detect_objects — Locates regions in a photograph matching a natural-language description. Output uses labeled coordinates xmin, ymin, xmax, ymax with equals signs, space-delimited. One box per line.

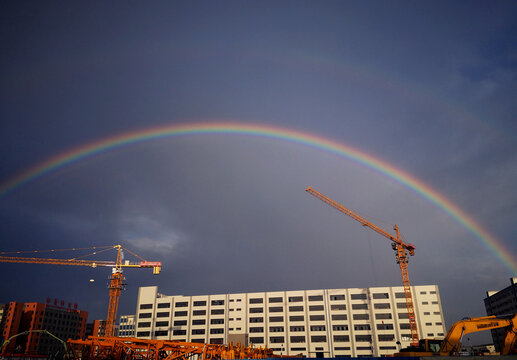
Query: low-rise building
xmin=135 ymin=285 xmax=445 ymax=357
xmin=484 ymin=277 xmax=517 ymax=352
xmin=118 ymin=315 xmax=136 ymax=337
xmin=0 ymin=301 xmax=87 ymax=356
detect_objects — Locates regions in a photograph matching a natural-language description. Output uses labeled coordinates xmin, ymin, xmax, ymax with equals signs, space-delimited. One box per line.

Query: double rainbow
xmin=1 ymin=122 xmax=515 ymax=274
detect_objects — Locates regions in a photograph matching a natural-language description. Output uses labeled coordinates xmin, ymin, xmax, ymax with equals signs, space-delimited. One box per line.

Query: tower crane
xmin=305 ymin=186 xmax=419 ymax=346
xmin=0 ymin=245 xmax=161 ymax=337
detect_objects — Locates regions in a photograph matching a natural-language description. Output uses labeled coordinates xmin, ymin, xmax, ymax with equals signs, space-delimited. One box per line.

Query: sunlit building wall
xmin=134 ymin=285 xmax=445 ymax=357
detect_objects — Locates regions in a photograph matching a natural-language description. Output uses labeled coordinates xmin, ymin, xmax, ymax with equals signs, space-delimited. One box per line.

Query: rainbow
xmin=1 ymin=122 xmax=515 ymax=274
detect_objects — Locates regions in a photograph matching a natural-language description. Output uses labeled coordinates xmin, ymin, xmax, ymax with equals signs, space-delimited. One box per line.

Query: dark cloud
xmin=1 ymin=1 xmax=516 ymax=344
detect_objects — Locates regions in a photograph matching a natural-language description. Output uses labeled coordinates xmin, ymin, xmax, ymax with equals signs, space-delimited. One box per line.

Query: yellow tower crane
xmin=305 ymin=186 xmax=419 ymax=346
xmin=0 ymin=245 xmax=161 ymax=337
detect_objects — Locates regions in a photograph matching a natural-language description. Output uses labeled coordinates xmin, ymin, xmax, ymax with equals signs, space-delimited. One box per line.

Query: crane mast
xmin=0 ymin=245 xmax=161 ymax=337
xmin=305 ymin=186 xmax=419 ymax=346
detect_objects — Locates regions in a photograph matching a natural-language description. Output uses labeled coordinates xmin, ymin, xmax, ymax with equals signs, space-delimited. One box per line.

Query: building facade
xmin=118 ymin=315 xmax=136 ymax=337
xmin=484 ymin=277 xmax=517 ymax=352
xmin=0 ymin=301 xmax=88 ymax=356
xmin=134 ymin=285 xmax=445 ymax=357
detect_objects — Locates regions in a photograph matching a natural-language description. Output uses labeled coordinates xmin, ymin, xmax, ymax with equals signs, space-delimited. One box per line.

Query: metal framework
xmin=0 ymin=245 xmax=161 ymax=337
xmin=67 ymin=337 xmax=285 ymax=360
xmin=305 ymin=186 xmax=419 ymax=346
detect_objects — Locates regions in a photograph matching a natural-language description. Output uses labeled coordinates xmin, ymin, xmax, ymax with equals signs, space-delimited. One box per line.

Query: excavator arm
xmin=440 ymin=315 xmax=517 ymax=355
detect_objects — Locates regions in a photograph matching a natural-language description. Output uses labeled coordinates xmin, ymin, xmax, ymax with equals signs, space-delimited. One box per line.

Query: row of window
xmin=140 ymin=291 xmax=439 ymax=311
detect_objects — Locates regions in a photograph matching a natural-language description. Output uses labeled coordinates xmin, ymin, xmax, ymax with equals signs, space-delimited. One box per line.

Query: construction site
xmin=1 ymin=187 xmax=516 ymax=360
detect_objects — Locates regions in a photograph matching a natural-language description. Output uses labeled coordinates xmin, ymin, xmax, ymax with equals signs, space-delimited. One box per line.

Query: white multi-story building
xmin=135 ymin=285 xmax=445 ymax=357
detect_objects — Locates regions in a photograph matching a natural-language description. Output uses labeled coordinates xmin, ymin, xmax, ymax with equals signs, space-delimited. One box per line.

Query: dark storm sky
xmin=1 ymin=1 xmax=517 ymax=342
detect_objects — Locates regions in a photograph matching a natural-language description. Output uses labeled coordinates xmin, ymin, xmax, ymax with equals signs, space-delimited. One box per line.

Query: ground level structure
xmin=128 ymin=285 xmax=446 ymax=357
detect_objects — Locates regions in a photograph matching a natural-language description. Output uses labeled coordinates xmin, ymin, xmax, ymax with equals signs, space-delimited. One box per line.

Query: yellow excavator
xmin=394 ymin=314 xmax=517 ymax=356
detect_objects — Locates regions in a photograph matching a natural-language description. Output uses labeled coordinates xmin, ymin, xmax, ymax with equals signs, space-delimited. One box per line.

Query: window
xmin=192 ymin=319 xmax=205 ymax=325
xmin=138 ymin=322 xmax=151 ymax=328
xmin=156 ymin=321 xmax=169 ymax=327
xmin=420 ymin=291 xmax=427 ymax=295
xmin=309 ymin=305 xmax=324 ymax=311
xmin=250 ymin=298 xmax=263 ymax=304
xmin=397 ymin=302 xmax=407 ymax=309
xmin=249 ymin=337 xmax=264 ymax=344
xmin=334 ymin=347 xmax=350 ymax=351
xmin=139 ymin=313 xmax=152 ymax=319
xmin=289 ymin=315 xmax=304 ymax=322
xmin=211 ymin=309 xmax=224 ymax=315
xmin=331 ymin=304 xmax=346 ymax=311
xmin=355 ymin=335 xmax=372 ymax=342
xmin=353 ymin=314 xmax=369 ymax=320
xmin=334 ymin=335 xmax=350 ymax=342
xmin=332 ymin=314 xmax=347 ymax=320
xmin=350 ymin=294 xmax=367 ymax=300
xmin=211 ymin=300 xmax=224 ymax=306
xmin=330 ymin=294 xmax=345 ymax=300
xmin=174 ymin=311 xmax=188 ymax=317
xmin=425 ymin=322 xmax=432 ymax=326
xmin=193 ymin=310 xmax=206 ymax=316
xmin=354 ymin=324 xmax=370 ymax=331
xmin=378 ymin=334 xmax=395 ymax=341
xmin=398 ymin=313 xmax=409 ymax=319
xmin=157 ymin=303 xmax=171 ymax=308
xmin=427 ymin=333 xmax=434 ymax=337
xmin=372 ymin=293 xmax=389 ymax=299
xmin=333 ymin=325 xmax=348 ymax=331
xmin=192 ymin=329 xmax=205 ymax=335
xmin=290 ymin=336 xmax=305 ymax=343
xmin=269 ymin=297 xmax=283 ymax=303
xmin=156 ymin=312 xmax=169 ymax=318
xmin=193 ymin=300 xmax=206 ymax=306
xmin=250 ymin=327 xmax=264 ymax=333
xmin=154 ymin=330 xmax=168 ymax=337
xmin=352 ymin=303 xmax=368 ymax=310
xmin=290 ymin=326 xmax=305 ymax=332
xmin=269 ymin=316 xmax=284 ymax=322
xmin=250 ymin=307 xmax=264 ymax=313
xmin=289 ymin=296 xmax=303 ymax=302
xmin=376 ymin=313 xmax=392 ymax=320
xmin=175 ymin=301 xmax=188 ymax=307
xmin=270 ymin=336 xmax=284 ymax=343
xmin=310 ymin=315 xmax=325 ymax=321
xmin=173 ymin=320 xmax=187 ymax=326
xmin=250 ymin=317 xmax=264 ymax=323
xmin=269 ymin=306 xmax=283 ymax=312
xmin=380 ymin=346 xmax=397 ymax=350
xmin=374 ymin=303 xmax=390 ymax=309
xmin=311 ymin=335 xmax=327 ymax=342
xmin=400 ymin=323 xmax=411 ymax=329
xmin=376 ymin=324 xmax=393 ymax=330
xmin=173 ymin=329 xmax=186 ymax=336
xmin=292 ymin=347 xmax=307 ymax=351
xmin=289 ymin=306 xmax=304 ymax=312
xmin=395 ymin=292 xmax=406 ymax=299
xmin=310 ymin=325 xmax=325 ymax=331
xmin=137 ymin=331 xmax=150 ymax=337
xmin=211 ymin=318 xmax=224 ymax=324
xmin=422 ymin=301 xmax=429 ymax=305
xmin=436 ymin=322 xmax=443 ymax=325
xmin=210 ymin=338 xmax=224 ymax=344
xmin=270 ymin=326 xmax=284 ymax=332
xmin=210 ymin=328 xmax=224 ymax=334
xmin=430 ymin=291 xmax=437 ymax=294
xmin=140 ymin=304 xmax=153 ymax=310
xmin=308 ymin=295 xmax=323 ymax=301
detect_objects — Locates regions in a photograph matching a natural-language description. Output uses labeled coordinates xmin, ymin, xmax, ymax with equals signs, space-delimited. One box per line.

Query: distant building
xmin=134 ymin=285 xmax=446 ymax=357
xmin=117 ymin=315 xmax=136 ymax=337
xmin=0 ymin=301 xmax=87 ymax=356
xmin=484 ymin=277 xmax=517 ymax=352
xmin=86 ymin=319 xmax=106 ymax=337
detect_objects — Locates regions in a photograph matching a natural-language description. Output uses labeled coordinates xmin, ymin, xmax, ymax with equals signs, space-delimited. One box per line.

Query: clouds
xmin=1 ymin=1 xmax=516 ymax=341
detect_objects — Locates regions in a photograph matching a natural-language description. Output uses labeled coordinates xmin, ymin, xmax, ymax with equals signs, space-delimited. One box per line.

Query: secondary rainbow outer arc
xmin=1 ymin=122 xmax=515 ymax=274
